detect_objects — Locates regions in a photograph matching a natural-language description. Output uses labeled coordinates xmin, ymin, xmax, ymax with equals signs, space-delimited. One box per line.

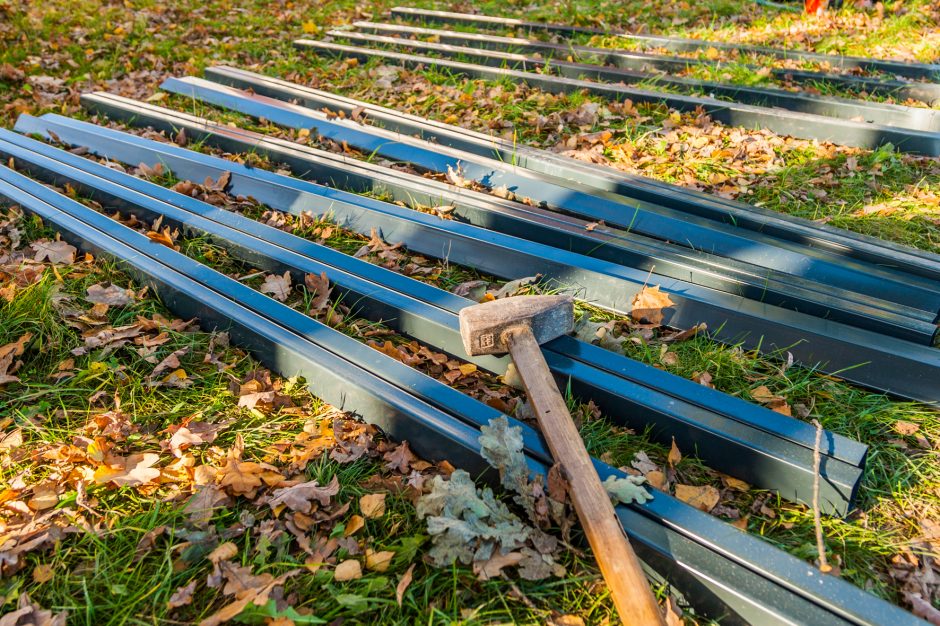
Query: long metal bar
xmin=352 ymin=21 xmax=940 ymax=105
xmin=157 ymin=76 xmax=940 ymax=318
xmin=47 ymin=86 xmax=940 ymax=345
xmin=53 ymin=100 xmax=940 ymax=403
xmin=203 ymin=65 xmax=940 ymax=284
xmin=389 ymin=7 xmax=940 ymax=82
xmin=328 ymin=28 xmax=940 ymax=132
xmin=17 ymin=115 xmax=866 ymax=466
xmin=297 ymin=37 xmax=940 ymax=152
xmin=0 ymin=162 xmax=922 ymax=626
xmin=0 ymin=128 xmax=866 ymax=513
xmin=14 ymin=112 xmax=871 ymax=473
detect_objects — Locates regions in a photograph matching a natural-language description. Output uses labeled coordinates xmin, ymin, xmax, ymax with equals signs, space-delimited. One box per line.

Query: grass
xmin=1 ymin=0 xmax=939 ymax=623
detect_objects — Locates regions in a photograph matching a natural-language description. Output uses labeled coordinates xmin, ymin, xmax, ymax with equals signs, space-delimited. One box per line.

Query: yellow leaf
xmin=458 ymin=363 xmax=477 ymax=376
xmin=301 ymin=21 xmax=318 ymax=34
xmin=629 ymin=284 xmax=675 ymax=325
xmin=360 ymin=492 xmax=386 ymax=519
xmin=704 ymin=46 xmax=720 ymax=60
xmin=674 ymin=484 xmax=720 ymax=512
xmin=365 ymin=549 xmax=395 ymax=572
xmin=667 ymin=438 xmax=681 ymax=468
xmin=32 ymin=563 xmax=54 ymax=583
xmin=334 ymin=559 xmax=362 ymax=581
xmin=344 ymin=514 xmax=365 ymax=536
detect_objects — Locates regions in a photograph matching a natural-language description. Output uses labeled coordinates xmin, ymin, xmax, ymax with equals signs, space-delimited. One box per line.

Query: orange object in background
xmin=805 ymin=0 xmax=827 ymax=12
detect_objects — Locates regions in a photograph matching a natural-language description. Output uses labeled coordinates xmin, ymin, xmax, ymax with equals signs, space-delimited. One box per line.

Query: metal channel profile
xmin=157 ymin=76 xmax=940 ymax=320
xmin=52 ymin=101 xmax=940 ymax=402
xmin=0 ymin=127 xmax=866 ymax=513
xmin=389 ymin=6 xmax=940 ymax=82
xmin=9 ymin=114 xmax=876 ymax=468
xmin=0 ymin=162 xmax=923 ymax=626
xmin=294 ymin=39 xmax=940 ymax=156
xmin=37 ymin=89 xmax=940 ymax=346
xmin=351 ymin=21 xmax=940 ymax=105
xmin=203 ymin=65 xmax=940 ymax=283
xmin=12 ymin=115 xmax=872 ymax=469
xmin=327 ymin=28 xmax=940 ymax=132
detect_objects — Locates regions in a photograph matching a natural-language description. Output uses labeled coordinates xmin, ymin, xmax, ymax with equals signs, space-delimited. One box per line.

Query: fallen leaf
xmin=675 ymin=484 xmax=720 ymax=512
xmin=894 ymin=421 xmax=920 ymax=436
xmin=667 ymin=438 xmax=681 ymax=468
xmin=629 ymin=285 xmax=674 ymax=325
xmin=208 ymin=542 xmax=238 ymax=564
xmin=167 ymin=580 xmax=197 ymax=609
xmin=0 ymin=593 xmax=67 ymax=626
xmin=365 ymin=548 xmax=395 ymax=572
xmin=334 ymin=559 xmax=362 ymax=581
xmin=383 ymin=441 xmax=416 ymax=474
xmin=260 ymin=271 xmax=292 ymax=302
xmin=32 ymin=563 xmax=54 ymax=584
xmin=94 ymin=452 xmax=161 ymax=487
xmin=31 ymin=240 xmax=76 ymax=264
xmin=360 ymin=492 xmax=386 ymax=518
xmin=395 ymin=563 xmax=415 ymax=606
xmin=474 ymin=550 xmax=523 ymax=580
xmin=86 ymin=283 xmax=136 ymax=306
xmin=344 ymin=515 xmax=365 ymax=537
xmin=268 ymin=475 xmax=340 ymax=514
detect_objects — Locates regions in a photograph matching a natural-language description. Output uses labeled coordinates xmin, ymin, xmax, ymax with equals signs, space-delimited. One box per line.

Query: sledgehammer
xmin=459 ymin=295 xmax=665 ymax=625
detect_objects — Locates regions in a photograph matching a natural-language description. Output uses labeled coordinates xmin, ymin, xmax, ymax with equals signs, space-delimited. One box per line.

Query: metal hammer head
xmin=458 ymin=295 xmax=575 ymax=356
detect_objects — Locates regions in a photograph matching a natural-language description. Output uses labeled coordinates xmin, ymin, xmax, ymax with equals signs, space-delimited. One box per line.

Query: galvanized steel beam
xmin=0 ymin=127 xmax=866 ymax=513
xmin=155 ymin=77 xmax=940 ymax=321
xmin=0 ymin=161 xmax=922 ymax=626
xmin=388 ymin=7 xmax=940 ymax=82
xmin=202 ymin=65 xmax=940 ymax=285
xmin=51 ymin=99 xmax=940 ymax=403
xmin=327 ymin=28 xmax=940 ymax=132
xmin=294 ymin=39 xmax=940 ymax=155
xmin=351 ymin=21 xmax=940 ymax=105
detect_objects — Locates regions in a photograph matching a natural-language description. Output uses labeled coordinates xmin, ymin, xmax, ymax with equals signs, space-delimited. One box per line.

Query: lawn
xmin=1 ymin=0 xmax=939 ymax=624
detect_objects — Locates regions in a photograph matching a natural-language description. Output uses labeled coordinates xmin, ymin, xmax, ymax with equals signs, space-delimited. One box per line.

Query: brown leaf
xmin=303 ymin=271 xmax=332 ymax=313
xmin=31 ymin=240 xmax=76 ymax=264
xmin=344 ymin=514 xmax=365 ymax=537
xmin=219 ymin=458 xmax=284 ymax=498
xmin=0 ymin=333 xmax=31 ymax=386
xmin=667 ymin=438 xmax=681 ymax=468
xmin=383 ymin=441 xmax=416 ymax=474
xmin=674 ymin=484 xmax=720 ymax=512
xmin=260 ymin=271 xmax=292 ymax=302
xmin=151 ymin=347 xmax=190 ymax=381
xmin=334 ymin=559 xmax=362 ymax=581
xmin=93 ymin=452 xmax=161 ymax=487
xmin=629 ymin=285 xmax=674 ymax=325
xmin=894 ymin=421 xmax=920 ymax=436
xmin=208 ymin=542 xmax=238 ymax=564
xmin=167 ymin=580 xmax=197 ymax=610
xmin=31 ymin=563 xmax=54 ymax=584
xmin=86 ymin=283 xmax=136 ymax=306
xmin=396 ymin=563 xmax=415 ymax=606
xmin=268 ymin=475 xmax=340 ymax=514
xmin=365 ymin=548 xmax=395 ymax=572
xmin=906 ymin=593 xmax=940 ymax=625
xmin=0 ymin=593 xmax=67 ymax=626
xmin=474 ymin=550 xmax=524 ymax=580
xmin=360 ymin=492 xmax=386 ymax=519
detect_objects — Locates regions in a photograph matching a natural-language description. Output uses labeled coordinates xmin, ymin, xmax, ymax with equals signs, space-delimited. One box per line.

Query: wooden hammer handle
xmin=507 ymin=326 xmax=665 ymax=626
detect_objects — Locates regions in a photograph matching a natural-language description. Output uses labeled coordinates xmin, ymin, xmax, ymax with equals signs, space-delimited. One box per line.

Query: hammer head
xmin=458 ymin=295 xmax=575 ymax=356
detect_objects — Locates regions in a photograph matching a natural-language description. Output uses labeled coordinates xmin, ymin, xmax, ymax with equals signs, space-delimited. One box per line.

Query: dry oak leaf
xmin=260 ymin=271 xmax=292 ymax=302
xmin=303 ymin=271 xmax=333 ymax=313
xmin=359 ymin=492 xmax=387 ymax=519
xmin=0 ymin=332 xmax=31 ymax=386
xmin=675 ymin=484 xmax=721 ymax=512
xmin=474 ymin=550 xmax=524 ymax=580
xmin=667 ymin=438 xmax=682 ymax=468
xmin=167 ymin=580 xmax=197 ymax=610
xmin=30 ymin=240 xmax=76 ymax=264
xmin=268 ymin=475 xmax=340 ymax=514
xmin=629 ymin=285 xmax=675 ymax=325
xmin=383 ymin=441 xmax=416 ymax=474
xmin=85 ymin=283 xmax=135 ymax=306
xmin=218 ymin=458 xmax=284 ymax=498
xmin=0 ymin=592 xmax=67 ymax=626
xmin=334 ymin=559 xmax=362 ymax=582
xmin=93 ymin=452 xmax=161 ymax=487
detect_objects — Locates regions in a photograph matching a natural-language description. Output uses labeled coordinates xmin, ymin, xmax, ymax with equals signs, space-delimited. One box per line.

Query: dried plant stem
xmin=812 ymin=419 xmax=832 ymax=573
